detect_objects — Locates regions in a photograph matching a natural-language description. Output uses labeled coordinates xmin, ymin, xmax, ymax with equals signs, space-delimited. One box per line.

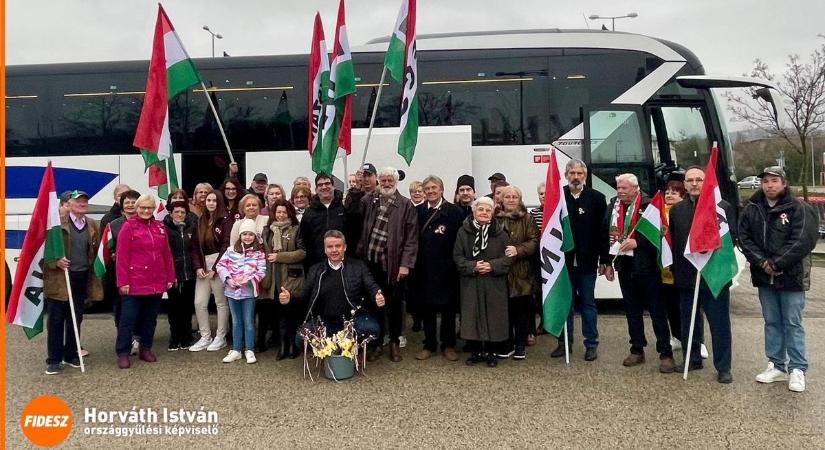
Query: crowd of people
xmin=42 ymin=161 xmax=818 ymax=392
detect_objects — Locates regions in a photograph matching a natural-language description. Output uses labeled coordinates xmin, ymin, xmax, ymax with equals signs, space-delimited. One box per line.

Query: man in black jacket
xmin=300 ymin=173 xmax=349 ymax=268
xmin=607 ymin=173 xmax=675 ymax=373
xmin=279 ymin=230 xmax=384 ymax=337
xmin=553 ymin=160 xmax=608 ymax=361
xmin=739 ymin=166 xmax=818 ymax=393
xmin=669 ymin=166 xmax=736 ymax=383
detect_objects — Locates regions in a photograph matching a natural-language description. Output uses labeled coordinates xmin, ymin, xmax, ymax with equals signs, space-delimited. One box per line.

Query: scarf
xmin=471 ymin=219 xmax=491 ymax=257
xmin=269 ymin=221 xmax=291 ymax=252
xmin=609 ymin=194 xmax=641 ymax=245
xmin=367 ymin=194 xmax=395 ymax=266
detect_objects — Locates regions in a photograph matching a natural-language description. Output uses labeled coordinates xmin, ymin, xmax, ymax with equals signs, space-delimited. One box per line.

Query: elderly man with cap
xmin=43 ymin=190 xmax=103 ymax=375
xmin=454 ymin=174 xmax=476 ymax=218
xmin=247 ymin=173 xmax=268 ymax=206
xmin=344 ymin=163 xmax=380 ymax=253
xmin=739 ymin=166 xmax=819 ymax=392
xmin=486 ymin=172 xmax=507 ymax=199
xmin=356 ymin=166 xmax=418 ymax=362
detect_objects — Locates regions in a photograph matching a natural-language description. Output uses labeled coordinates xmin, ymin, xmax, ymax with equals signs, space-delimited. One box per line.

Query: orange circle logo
xmin=20 ymin=395 xmax=73 ymax=447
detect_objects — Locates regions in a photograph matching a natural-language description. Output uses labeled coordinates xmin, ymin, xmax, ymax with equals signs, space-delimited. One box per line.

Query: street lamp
xmin=588 ymin=12 xmax=638 ymax=31
xmin=202 ymin=25 xmax=223 ymax=58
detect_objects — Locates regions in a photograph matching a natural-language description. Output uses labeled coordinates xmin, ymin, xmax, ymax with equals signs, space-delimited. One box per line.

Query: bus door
xmin=582 ymin=105 xmax=655 ymax=198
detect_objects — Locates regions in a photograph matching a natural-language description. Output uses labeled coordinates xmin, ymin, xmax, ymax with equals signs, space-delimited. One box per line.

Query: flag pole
xmin=563 ymin=321 xmax=570 ymax=365
xmin=682 ymin=270 xmax=702 ymax=380
xmin=63 ymin=269 xmax=86 ymax=373
xmin=165 ymin=158 xmax=171 ymax=197
xmin=360 ymin=66 xmax=387 ymax=167
xmin=200 ymin=82 xmax=235 ymax=164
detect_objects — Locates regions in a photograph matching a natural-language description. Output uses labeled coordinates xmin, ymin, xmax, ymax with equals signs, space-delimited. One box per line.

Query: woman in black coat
xmin=412 ymin=176 xmax=466 ymax=362
xmin=163 ymin=201 xmax=197 ymax=350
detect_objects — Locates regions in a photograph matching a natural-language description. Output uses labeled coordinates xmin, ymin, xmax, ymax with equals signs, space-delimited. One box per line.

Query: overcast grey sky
xmin=7 ymin=0 xmax=824 ymax=78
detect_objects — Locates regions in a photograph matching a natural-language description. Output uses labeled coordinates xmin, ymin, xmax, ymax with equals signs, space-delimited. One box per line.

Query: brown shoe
xmin=622 ymin=352 xmax=645 ymax=367
xmin=415 ymin=349 xmax=432 ymax=360
xmin=367 ymin=346 xmax=384 ymax=362
xmin=443 ymin=347 xmax=459 ymax=362
xmin=526 ymin=334 xmax=536 ymax=347
xmin=659 ymin=357 xmax=676 ymax=373
xmin=389 ymin=343 xmax=402 ymax=362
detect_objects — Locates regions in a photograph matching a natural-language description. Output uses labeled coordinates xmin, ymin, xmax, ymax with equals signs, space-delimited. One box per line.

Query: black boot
xmin=486 ymin=353 xmax=498 ymax=368
xmin=465 ymin=352 xmax=484 ymax=365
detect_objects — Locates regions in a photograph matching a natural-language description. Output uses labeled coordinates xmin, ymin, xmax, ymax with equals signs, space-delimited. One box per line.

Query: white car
xmin=738 ymin=176 xmax=761 ymax=189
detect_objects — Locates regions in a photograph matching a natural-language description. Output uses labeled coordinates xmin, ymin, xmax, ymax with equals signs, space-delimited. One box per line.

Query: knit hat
xmin=238 ymin=218 xmax=257 ymax=235
xmin=456 ymin=174 xmax=475 ymax=191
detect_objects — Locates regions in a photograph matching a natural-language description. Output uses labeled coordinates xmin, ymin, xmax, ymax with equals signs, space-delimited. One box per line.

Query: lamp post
xmin=202 ymin=25 xmax=223 ymax=58
xmin=588 ymin=12 xmax=638 ymax=31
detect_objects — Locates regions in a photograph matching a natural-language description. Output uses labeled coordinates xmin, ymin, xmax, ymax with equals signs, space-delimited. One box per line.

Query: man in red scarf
xmin=606 ymin=173 xmax=675 ymax=373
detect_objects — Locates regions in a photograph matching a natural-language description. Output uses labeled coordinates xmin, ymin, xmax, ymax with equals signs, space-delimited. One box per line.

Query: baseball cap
xmin=252 ymin=173 xmax=268 ymax=182
xmin=59 ymin=190 xmax=73 ymax=203
xmin=487 ymin=172 xmax=506 ymax=182
xmin=70 ymin=190 xmax=89 ymax=200
xmin=758 ymin=166 xmax=786 ymax=179
xmin=362 ymin=163 xmax=377 ymax=175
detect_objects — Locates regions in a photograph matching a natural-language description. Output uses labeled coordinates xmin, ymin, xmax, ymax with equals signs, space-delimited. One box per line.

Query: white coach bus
xmin=4 ymin=29 xmax=783 ymax=300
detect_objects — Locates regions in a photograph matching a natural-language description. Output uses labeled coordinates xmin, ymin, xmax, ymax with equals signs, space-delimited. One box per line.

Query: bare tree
xmin=725 ymin=36 xmax=825 ymax=200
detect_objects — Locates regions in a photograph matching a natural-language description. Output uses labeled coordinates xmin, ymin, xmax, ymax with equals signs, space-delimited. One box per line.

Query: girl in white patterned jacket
xmin=216 ymin=219 xmax=266 ymax=364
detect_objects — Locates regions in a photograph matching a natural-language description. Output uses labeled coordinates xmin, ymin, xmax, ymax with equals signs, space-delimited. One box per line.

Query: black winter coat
xmin=738 ymin=188 xmax=818 ymax=291
xmin=564 ymin=186 xmax=609 ymax=271
xmin=295 ymin=257 xmax=381 ymax=323
xmin=669 ymin=196 xmax=738 ymax=291
xmin=411 ymin=199 xmax=465 ymax=307
xmin=300 ymin=190 xmax=348 ymax=267
xmin=163 ymin=214 xmax=197 ymax=282
xmin=605 ymin=196 xmax=659 ymax=275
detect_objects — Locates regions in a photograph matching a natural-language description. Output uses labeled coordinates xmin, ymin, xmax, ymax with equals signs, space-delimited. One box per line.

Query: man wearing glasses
xmin=300 ymin=173 xmax=349 ymax=268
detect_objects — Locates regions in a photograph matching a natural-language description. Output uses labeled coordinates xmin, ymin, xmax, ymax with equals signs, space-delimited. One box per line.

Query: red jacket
xmin=116 ymin=216 xmax=177 ymax=295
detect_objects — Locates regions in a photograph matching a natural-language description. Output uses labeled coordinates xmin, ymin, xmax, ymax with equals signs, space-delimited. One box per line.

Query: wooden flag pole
xmin=200 ymin=82 xmax=235 ymax=164
xmin=682 ymin=270 xmax=702 ymax=380
xmin=360 ymin=66 xmax=388 ymax=168
xmin=63 ymin=269 xmax=86 ymax=373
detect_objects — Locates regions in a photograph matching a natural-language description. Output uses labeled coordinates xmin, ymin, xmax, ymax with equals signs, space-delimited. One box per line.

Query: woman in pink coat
xmin=115 ymin=194 xmax=177 ymax=369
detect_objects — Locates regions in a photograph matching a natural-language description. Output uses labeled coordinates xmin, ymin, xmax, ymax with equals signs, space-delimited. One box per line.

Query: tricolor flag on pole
xmin=93 ymin=223 xmax=114 ymax=279
xmin=636 ymin=191 xmax=673 ymax=269
xmin=133 ymin=4 xmax=201 ymax=198
xmin=540 ymin=150 xmax=575 ymax=337
xmin=319 ymin=0 xmax=356 ymax=174
xmin=384 ymin=0 xmax=418 ymax=165
xmin=684 ymin=144 xmax=738 ymax=297
xmin=6 ymin=163 xmax=64 ymax=338
xmin=308 ymin=12 xmax=330 ymax=173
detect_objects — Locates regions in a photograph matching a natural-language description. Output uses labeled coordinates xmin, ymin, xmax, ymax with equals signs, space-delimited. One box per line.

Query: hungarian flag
xmin=6 ymin=163 xmax=64 ymax=338
xmin=636 ymin=191 xmax=673 ymax=268
xmin=93 ymin=223 xmax=114 ymax=278
xmin=153 ymin=201 xmax=169 ymax=221
xmin=307 ymin=12 xmax=330 ymax=174
xmin=133 ymin=5 xmax=201 ymax=198
xmin=684 ymin=144 xmax=738 ymax=297
xmin=384 ymin=0 xmax=419 ymax=165
xmin=540 ymin=150 xmax=575 ymax=337
xmin=319 ymin=0 xmax=356 ymax=174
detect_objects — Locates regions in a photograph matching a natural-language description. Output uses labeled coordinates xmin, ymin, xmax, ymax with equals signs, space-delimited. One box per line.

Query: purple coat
xmin=116 ymin=216 xmax=177 ymax=295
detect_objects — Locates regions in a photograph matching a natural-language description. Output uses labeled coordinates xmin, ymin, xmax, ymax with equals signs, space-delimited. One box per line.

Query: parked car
xmin=738 ymin=176 xmax=761 ymax=189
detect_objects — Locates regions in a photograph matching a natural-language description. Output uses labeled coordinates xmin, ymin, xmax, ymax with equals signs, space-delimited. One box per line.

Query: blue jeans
xmin=116 ymin=294 xmax=162 ymax=356
xmin=758 ymin=287 xmax=807 ymax=372
xmin=228 ymin=297 xmax=256 ymax=352
xmin=679 ymin=286 xmax=732 ymax=372
xmin=565 ymin=268 xmax=599 ymax=349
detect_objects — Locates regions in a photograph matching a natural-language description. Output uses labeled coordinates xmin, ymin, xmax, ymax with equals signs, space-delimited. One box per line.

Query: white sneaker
xmin=670 ymin=337 xmax=682 ymax=351
xmin=245 ymin=350 xmax=257 ymax=364
xmin=700 ymin=344 xmax=709 ymax=359
xmin=789 ymin=369 xmax=806 ymax=392
xmin=189 ymin=336 xmax=212 ymax=352
xmin=130 ymin=339 xmax=140 ymax=356
xmin=222 ymin=350 xmax=242 ymax=363
xmin=207 ymin=336 xmax=227 ymax=352
xmin=399 ymin=336 xmax=407 ymax=348
xmin=756 ymin=362 xmax=788 ymax=384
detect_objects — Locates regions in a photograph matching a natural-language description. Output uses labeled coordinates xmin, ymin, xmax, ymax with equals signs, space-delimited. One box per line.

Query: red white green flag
xmin=319 ymin=0 xmax=356 ymax=174
xmin=684 ymin=144 xmax=738 ymax=297
xmin=308 ymin=12 xmax=331 ymax=173
xmin=636 ymin=191 xmax=673 ymax=268
xmin=93 ymin=223 xmax=114 ymax=278
xmin=133 ymin=5 xmax=201 ymax=198
xmin=540 ymin=150 xmax=575 ymax=337
xmin=384 ymin=0 xmax=418 ymax=164
xmin=6 ymin=163 xmax=64 ymax=338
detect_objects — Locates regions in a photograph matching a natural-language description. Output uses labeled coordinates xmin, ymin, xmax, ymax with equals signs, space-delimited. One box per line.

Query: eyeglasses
xmin=316 ymin=181 xmax=332 ymax=187
xmin=685 ymin=178 xmax=704 ymax=184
